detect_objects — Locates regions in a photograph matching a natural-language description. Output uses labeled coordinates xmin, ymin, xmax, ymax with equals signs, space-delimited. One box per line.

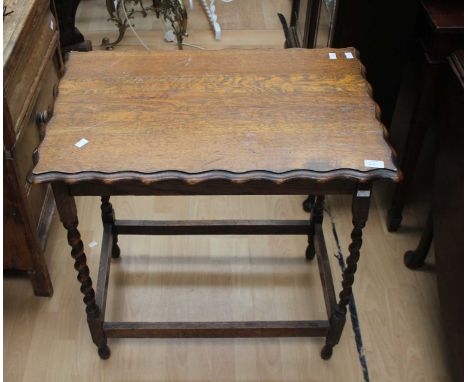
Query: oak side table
xmin=30 ymin=49 xmax=400 ymax=360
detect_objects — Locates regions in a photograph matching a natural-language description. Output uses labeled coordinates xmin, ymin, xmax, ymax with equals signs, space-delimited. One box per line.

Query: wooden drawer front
xmin=4 ymin=3 xmax=58 ymax=132
xmin=13 ymin=59 xmax=60 ymax=188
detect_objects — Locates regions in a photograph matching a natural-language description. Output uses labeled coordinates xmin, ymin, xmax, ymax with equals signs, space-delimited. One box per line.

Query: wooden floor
xmin=4 ymin=1 xmax=451 ymax=381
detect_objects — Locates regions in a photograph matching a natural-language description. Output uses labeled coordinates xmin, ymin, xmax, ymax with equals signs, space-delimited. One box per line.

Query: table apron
xmin=67 ymin=180 xmax=361 ymax=196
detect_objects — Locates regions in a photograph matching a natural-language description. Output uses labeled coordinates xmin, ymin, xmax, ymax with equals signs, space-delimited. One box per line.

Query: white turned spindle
xmin=199 ymin=0 xmax=221 ymax=40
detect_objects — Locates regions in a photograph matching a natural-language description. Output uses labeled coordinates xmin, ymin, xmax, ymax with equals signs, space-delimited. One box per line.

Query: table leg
xmin=52 ymin=183 xmax=110 ymax=359
xmin=404 ymin=210 xmax=433 ymax=269
xmin=306 ymin=195 xmax=324 ymax=261
xmin=387 ymin=59 xmax=438 ymax=232
xmin=101 ymin=196 xmax=121 ymax=258
xmin=321 ymin=187 xmax=370 ymax=359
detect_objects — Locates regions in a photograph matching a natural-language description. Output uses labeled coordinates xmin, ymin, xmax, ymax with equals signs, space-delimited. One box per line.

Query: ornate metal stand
xmin=102 ymin=0 xmax=187 ymax=50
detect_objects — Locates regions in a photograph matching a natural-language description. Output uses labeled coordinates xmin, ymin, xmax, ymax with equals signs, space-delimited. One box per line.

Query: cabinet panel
xmin=4 ymin=2 xmax=58 ymax=133
xmin=13 ymin=59 xmax=60 ymax=187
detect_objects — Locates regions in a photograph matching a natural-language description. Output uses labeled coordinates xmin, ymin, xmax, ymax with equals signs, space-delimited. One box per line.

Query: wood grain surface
xmin=3 ymin=0 xmax=45 ymax=63
xmin=32 ymin=48 xmax=399 ymax=183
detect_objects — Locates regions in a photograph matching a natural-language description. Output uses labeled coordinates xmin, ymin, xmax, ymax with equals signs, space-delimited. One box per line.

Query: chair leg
xmin=404 ymin=211 xmax=433 ymax=269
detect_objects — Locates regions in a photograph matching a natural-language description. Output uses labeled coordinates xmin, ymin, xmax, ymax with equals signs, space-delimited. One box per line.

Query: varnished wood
xmin=31 ymin=49 xmax=399 ymax=184
xmin=387 ymin=0 xmax=463 ymax=231
xmin=114 ymin=219 xmax=311 ymax=235
xmin=103 ymin=320 xmax=330 ymax=338
xmin=51 ymin=182 xmax=110 ymax=359
xmin=322 ymin=185 xmax=371 ymax=359
xmin=66 ymin=179 xmax=356 ymax=196
xmin=3 ymin=0 xmax=63 ymax=296
xmin=3 ymin=147 xmax=53 ymax=296
xmin=30 ymin=46 xmax=398 ymax=360
xmin=432 ymin=49 xmax=464 ymax=382
xmin=314 ymin=224 xmax=337 ymax=320
xmin=4 ymin=0 xmax=60 ymax=132
xmin=51 ymin=183 xmax=100 ymax=317
xmin=100 ymin=196 xmax=120 ymax=258
xmin=95 ymin=224 xmax=113 ymax=320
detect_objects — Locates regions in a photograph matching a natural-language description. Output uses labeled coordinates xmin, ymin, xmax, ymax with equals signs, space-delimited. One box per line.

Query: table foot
xmin=111 ymin=246 xmax=121 ymax=259
xmin=28 ymin=264 xmax=54 ymax=297
xmin=305 ymin=244 xmax=316 ymax=261
xmin=404 ymin=250 xmax=426 ymax=269
xmin=404 ymin=211 xmax=433 ymax=270
xmin=321 ymin=344 xmax=333 ymax=360
xmin=98 ymin=345 xmax=111 ymax=360
xmin=386 ymin=208 xmax=402 ymax=232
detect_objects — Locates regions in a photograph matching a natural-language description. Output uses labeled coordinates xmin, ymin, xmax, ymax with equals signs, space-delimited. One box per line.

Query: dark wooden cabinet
xmin=387 ymin=0 xmax=463 ymax=231
xmin=3 ymin=0 xmax=64 ymax=296
xmin=289 ymin=0 xmax=420 ymax=127
xmin=403 ymin=50 xmax=464 ymax=382
xmin=433 ymin=50 xmax=463 ymax=382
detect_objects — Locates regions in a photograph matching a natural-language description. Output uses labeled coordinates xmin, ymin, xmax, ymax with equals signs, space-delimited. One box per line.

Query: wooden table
xmin=31 ymin=48 xmax=400 ymax=360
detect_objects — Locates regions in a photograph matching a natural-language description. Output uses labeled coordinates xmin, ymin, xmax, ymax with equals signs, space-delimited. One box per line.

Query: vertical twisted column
xmin=321 ymin=186 xmax=370 ymax=360
xmin=52 ymin=183 xmax=110 ymax=359
xmin=337 ymin=219 xmax=365 ymax=311
xmin=199 ymin=0 xmax=221 ymax=40
xmin=66 ymin=222 xmax=100 ymax=317
xmin=101 ymin=196 xmax=120 ymax=258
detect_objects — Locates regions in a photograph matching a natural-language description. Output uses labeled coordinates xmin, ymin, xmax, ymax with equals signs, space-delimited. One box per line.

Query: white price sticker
xmin=364 ymin=159 xmax=385 ymax=168
xmin=357 ymin=190 xmax=371 ymax=198
xmin=328 ymin=52 xmax=337 ymax=60
xmin=74 ymin=138 xmax=89 ymax=148
xmin=345 ymin=52 xmax=354 ymax=59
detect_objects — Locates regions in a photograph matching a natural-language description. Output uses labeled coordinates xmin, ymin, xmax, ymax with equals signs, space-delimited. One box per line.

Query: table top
xmin=31 ymin=49 xmax=399 ymax=185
